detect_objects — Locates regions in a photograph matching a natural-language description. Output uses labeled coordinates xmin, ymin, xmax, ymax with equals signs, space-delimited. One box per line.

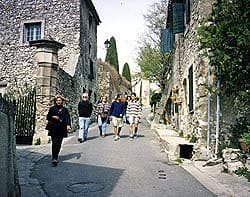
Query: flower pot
xmin=239 ymin=138 xmax=248 ymax=152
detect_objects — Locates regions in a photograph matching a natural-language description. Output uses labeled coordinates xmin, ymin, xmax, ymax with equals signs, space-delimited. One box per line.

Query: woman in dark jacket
xmin=46 ymin=95 xmax=71 ymax=166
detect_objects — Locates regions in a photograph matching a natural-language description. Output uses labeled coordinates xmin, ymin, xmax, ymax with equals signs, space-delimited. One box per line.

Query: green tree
xmin=137 ymin=43 xmax=171 ymax=89
xmin=122 ymin=62 xmax=131 ymax=82
xmin=105 ymin=36 xmax=119 ymax=73
xmin=198 ymin=0 xmax=250 ymax=112
xmin=136 ymin=0 xmax=171 ymax=90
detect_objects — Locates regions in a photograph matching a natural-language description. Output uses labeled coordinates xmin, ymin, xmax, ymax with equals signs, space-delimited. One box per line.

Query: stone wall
xmin=0 ymin=97 xmax=20 ymax=196
xmin=168 ymin=0 xmax=215 ymax=150
xmin=167 ymin=0 xmax=238 ymax=155
xmin=0 ymin=0 xmax=100 ymax=143
xmin=97 ymin=60 xmax=131 ymax=103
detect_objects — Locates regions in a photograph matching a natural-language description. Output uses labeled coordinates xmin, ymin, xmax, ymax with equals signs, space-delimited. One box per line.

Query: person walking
xmin=78 ymin=93 xmax=93 ymax=143
xmin=95 ymin=96 xmax=111 ymax=137
xmin=126 ymin=93 xmax=142 ymax=140
xmin=46 ymin=95 xmax=71 ymax=166
xmin=109 ymin=94 xmax=125 ymax=141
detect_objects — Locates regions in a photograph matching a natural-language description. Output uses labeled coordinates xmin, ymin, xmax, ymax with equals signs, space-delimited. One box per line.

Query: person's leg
xmin=97 ymin=115 xmax=103 ymax=136
xmin=51 ymin=135 xmax=63 ymax=165
xmin=78 ymin=117 xmax=84 ymax=142
xmin=114 ymin=126 xmax=119 ymax=140
xmin=128 ymin=116 xmax=134 ymax=139
xmin=134 ymin=118 xmax=139 ymax=138
xmin=101 ymin=119 xmax=108 ymax=137
xmin=83 ymin=117 xmax=91 ymax=141
xmin=117 ymin=127 xmax=121 ymax=137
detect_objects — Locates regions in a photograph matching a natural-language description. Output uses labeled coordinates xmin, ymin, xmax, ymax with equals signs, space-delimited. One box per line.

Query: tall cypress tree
xmin=105 ymin=36 xmax=119 ymax=73
xmin=122 ymin=62 xmax=131 ymax=82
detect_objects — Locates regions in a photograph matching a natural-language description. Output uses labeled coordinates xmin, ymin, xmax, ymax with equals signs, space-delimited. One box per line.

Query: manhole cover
xmin=67 ymin=182 xmax=105 ymax=193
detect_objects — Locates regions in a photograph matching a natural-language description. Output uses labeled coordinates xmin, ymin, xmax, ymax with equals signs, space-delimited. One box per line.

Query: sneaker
xmin=78 ymin=138 xmax=83 ymax=143
xmin=129 ymin=135 xmax=134 ymax=140
xmin=114 ymin=136 xmax=119 ymax=141
xmin=134 ymin=134 xmax=137 ymax=139
xmin=102 ymin=134 xmax=105 ymax=138
xmin=118 ymin=135 xmax=120 ymax=139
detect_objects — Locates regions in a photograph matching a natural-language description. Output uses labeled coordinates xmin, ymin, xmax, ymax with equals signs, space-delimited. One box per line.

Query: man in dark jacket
xmin=78 ymin=93 xmax=93 ymax=142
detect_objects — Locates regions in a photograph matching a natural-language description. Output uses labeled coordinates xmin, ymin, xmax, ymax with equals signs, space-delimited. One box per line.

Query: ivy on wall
xmin=198 ymin=0 xmax=250 ymax=113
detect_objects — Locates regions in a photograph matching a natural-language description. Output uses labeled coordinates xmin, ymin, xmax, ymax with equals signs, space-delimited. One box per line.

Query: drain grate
xmin=67 ymin=181 xmax=105 ymax=193
xmin=158 ymin=170 xmax=167 ymax=180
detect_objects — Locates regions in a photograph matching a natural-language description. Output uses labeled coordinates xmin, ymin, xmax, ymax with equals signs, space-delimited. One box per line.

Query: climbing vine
xmin=198 ymin=0 xmax=250 ymax=113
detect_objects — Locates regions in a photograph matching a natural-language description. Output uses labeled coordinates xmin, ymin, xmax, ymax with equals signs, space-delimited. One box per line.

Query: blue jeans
xmin=78 ymin=117 xmax=91 ymax=140
xmin=97 ymin=115 xmax=108 ymax=136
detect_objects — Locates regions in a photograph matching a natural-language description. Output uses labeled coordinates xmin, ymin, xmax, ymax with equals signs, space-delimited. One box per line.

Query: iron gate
xmin=14 ymin=90 xmax=36 ymax=145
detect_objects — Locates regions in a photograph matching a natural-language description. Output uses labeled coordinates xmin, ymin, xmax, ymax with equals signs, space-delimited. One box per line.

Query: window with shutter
xmin=172 ymin=3 xmax=184 ymax=34
xmin=160 ymin=29 xmax=174 ymax=52
xmin=188 ymin=65 xmax=194 ymax=111
xmin=185 ymin=0 xmax=191 ymax=26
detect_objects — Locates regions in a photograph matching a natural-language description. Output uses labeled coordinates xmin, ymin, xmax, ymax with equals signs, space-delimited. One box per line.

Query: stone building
xmin=97 ymin=60 xmax=131 ymax=102
xmin=0 ymin=0 xmax=100 ymax=143
xmin=162 ymin=0 xmax=235 ymax=157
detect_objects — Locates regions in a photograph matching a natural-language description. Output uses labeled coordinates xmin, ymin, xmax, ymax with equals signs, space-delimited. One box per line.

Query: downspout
xmin=207 ymin=62 xmax=211 ymax=152
xmin=215 ymin=73 xmax=220 ymax=157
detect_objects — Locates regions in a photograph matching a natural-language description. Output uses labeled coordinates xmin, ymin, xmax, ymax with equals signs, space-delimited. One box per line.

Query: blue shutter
xmin=172 ymin=3 xmax=184 ymax=34
xmin=185 ymin=0 xmax=191 ymax=25
xmin=160 ymin=29 xmax=173 ymax=52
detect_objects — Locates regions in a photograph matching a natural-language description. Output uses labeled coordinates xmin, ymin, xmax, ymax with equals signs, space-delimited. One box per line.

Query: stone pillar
xmin=29 ymin=40 xmax=64 ymax=144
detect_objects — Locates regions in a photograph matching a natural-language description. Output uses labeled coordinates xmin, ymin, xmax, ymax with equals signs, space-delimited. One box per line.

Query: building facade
xmin=0 ymin=0 xmax=100 ymax=143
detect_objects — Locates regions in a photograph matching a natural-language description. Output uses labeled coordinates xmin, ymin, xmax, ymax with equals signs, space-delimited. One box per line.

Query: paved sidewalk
xmin=152 ymin=125 xmax=250 ymax=197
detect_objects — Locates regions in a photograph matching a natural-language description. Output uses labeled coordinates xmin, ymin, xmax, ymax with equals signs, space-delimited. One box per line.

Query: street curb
xmin=181 ymin=162 xmax=233 ymax=197
xmin=145 ymin=115 xmax=234 ymax=197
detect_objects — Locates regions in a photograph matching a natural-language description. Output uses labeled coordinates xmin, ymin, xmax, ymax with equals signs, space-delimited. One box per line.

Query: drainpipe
xmin=207 ymin=62 xmax=211 ymax=152
xmin=215 ymin=75 xmax=220 ymax=157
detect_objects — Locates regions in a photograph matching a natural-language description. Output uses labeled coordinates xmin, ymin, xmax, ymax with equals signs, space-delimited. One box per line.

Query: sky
xmin=92 ymin=0 xmax=157 ymax=74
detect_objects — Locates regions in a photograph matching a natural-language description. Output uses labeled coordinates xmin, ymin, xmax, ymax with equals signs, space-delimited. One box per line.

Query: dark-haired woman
xmin=46 ymin=95 xmax=71 ymax=166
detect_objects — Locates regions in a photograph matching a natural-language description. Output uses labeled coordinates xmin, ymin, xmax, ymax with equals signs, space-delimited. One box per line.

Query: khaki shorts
xmin=111 ymin=116 xmax=124 ymax=127
xmin=128 ymin=116 xmax=139 ymax=124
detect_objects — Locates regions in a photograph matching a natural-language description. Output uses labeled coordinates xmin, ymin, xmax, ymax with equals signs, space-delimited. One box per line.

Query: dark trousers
xmin=51 ymin=136 xmax=63 ymax=160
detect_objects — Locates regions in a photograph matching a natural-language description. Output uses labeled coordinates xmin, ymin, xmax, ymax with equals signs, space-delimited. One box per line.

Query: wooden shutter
xmin=172 ymin=3 xmax=184 ymax=34
xmin=160 ymin=29 xmax=174 ymax=52
xmin=188 ymin=65 xmax=193 ymax=111
xmin=185 ymin=0 xmax=191 ymax=25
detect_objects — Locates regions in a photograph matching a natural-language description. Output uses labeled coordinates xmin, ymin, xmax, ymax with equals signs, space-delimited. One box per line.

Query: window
xmin=88 ymin=59 xmax=94 ymax=80
xmin=172 ymin=3 xmax=184 ymax=34
xmin=188 ymin=65 xmax=194 ymax=111
xmin=185 ymin=0 xmax=191 ymax=26
xmin=23 ymin=22 xmax=41 ymax=42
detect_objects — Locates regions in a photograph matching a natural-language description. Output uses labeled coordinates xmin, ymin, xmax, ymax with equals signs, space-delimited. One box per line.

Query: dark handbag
xmin=45 ymin=121 xmax=53 ymax=130
xmin=101 ymin=111 xmax=107 ymax=119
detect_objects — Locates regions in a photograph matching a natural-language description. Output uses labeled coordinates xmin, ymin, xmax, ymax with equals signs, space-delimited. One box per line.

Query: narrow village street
xmin=17 ymin=107 xmax=215 ymax=197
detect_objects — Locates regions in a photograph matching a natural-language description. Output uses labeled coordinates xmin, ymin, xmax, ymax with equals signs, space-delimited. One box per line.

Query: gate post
xmin=30 ymin=40 xmax=64 ymax=144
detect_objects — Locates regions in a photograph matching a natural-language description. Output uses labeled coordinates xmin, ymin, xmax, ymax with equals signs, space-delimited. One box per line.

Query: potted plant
xmin=240 ymin=126 xmax=250 ymax=153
